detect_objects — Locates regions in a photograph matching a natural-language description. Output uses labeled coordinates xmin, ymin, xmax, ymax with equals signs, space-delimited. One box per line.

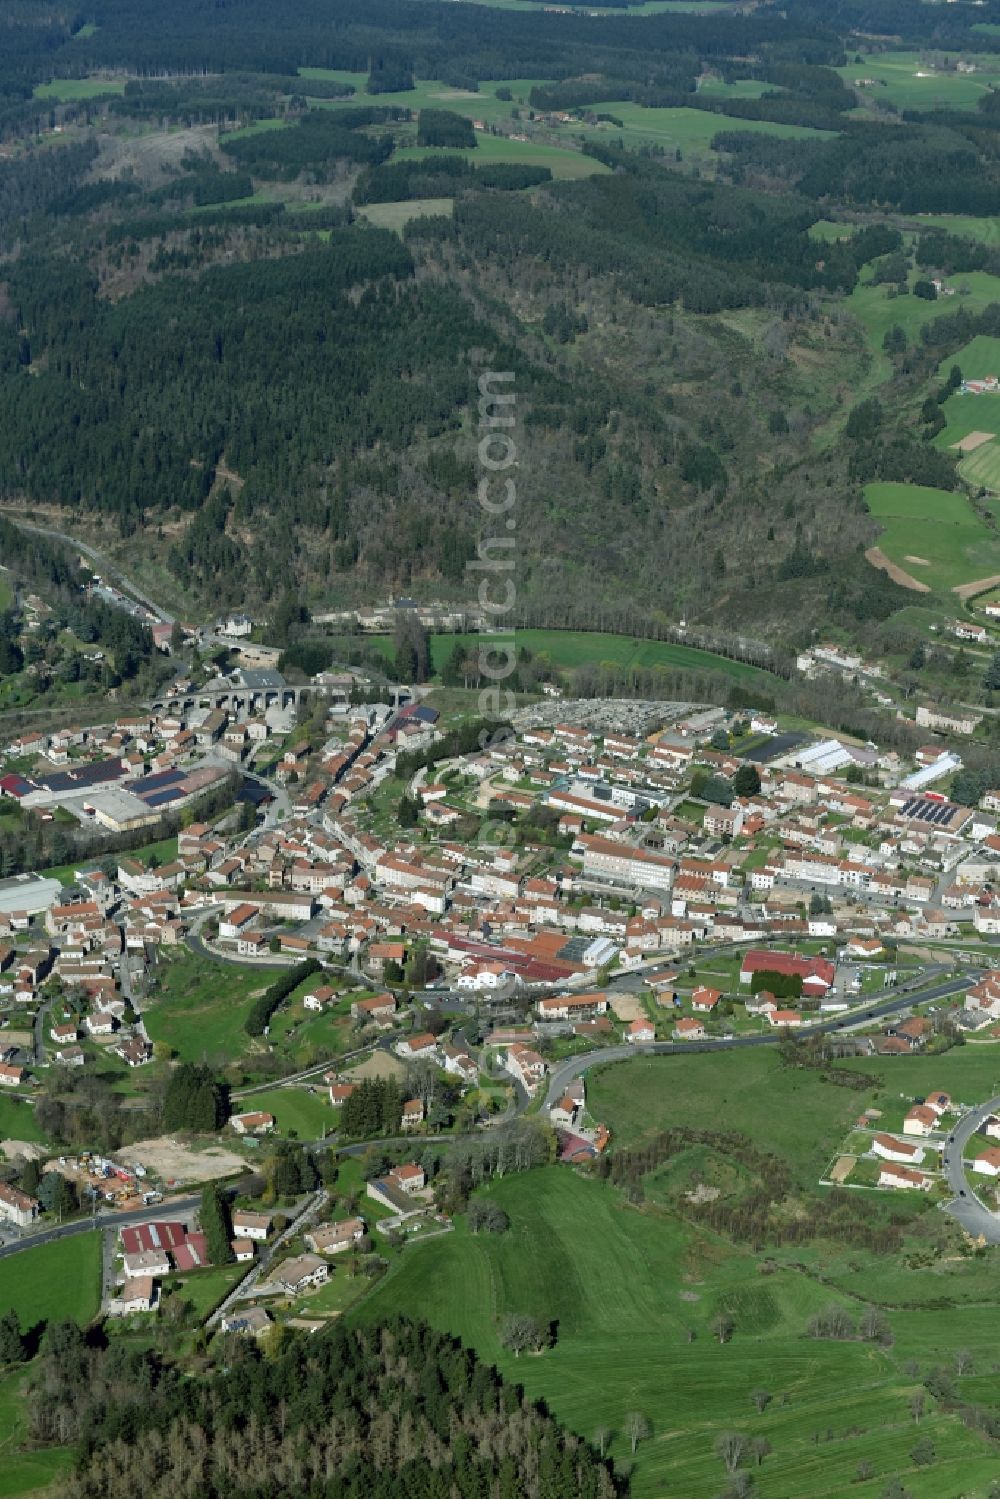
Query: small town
xmin=4 ymin=588 xmax=1000 ymax=1359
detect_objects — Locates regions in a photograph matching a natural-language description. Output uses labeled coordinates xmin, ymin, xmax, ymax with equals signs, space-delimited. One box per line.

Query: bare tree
xmin=750 ymin=1436 xmax=771 ymax=1467
xmin=750 ymin=1389 xmax=771 ymax=1414
xmin=593 ymin=1425 xmax=611 ymax=1459
xmin=909 ymin=1391 xmax=925 ymax=1424
xmin=625 ymin=1411 xmax=650 ymax=1455
xmin=954 ymin=1349 xmax=974 ymax=1375
xmin=712 ymin=1312 xmax=735 ymax=1345
xmin=715 ymin=1432 xmax=747 ymax=1473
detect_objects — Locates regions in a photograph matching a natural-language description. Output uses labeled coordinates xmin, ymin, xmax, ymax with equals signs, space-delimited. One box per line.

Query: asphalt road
xmin=3 ymin=517 xmax=174 ymax=623
xmin=942 ymin=1093 xmax=1000 ymax=1243
xmin=544 ymin=970 xmax=977 ymax=1109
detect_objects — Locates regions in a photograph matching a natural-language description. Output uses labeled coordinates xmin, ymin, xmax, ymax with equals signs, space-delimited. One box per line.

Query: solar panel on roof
xmin=143 ymin=789 xmax=182 ymax=808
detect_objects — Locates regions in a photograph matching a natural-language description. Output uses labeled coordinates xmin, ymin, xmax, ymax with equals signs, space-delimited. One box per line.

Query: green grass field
xmin=40 ymin=835 xmax=178 ymax=888
xmin=837 ymin=52 xmax=1000 ymax=111
xmin=143 ymin=949 xmax=267 ymax=1065
xmin=933 ymin=391 xmax=1000 ymax=453
xmin=0 ymin=1232 xmax=101 ymax=1331
xmin=33 ymin=76 xmax=126 ymax=101
xmin=809 ymin=218 xmax=859 ymax=243
xmin=848 ymin=269 xmax=1000 ymax=385
xmin=367 ymin=627 xmax=775 ymax=685
xmin=588 ymin=1050 xmax=865 ymax=1184
xmin=394 ymin=134 xmax=608 ymax=181
xmin=356 ymin=197 xmax=454 ymax=232
xmin=0 ymin=1368 xmax=73 ymax=1498
xmin=938 ymin=335 xmax=1000 ymax=384
xmin=0 ymin=573 xmax=11 ymax=610
xmin=356 ymin=1166 xmax=989 ymax=1498
xmin=838 ymin=1047 xmax=1000 ymax=1106
xmin=0 ymin=1094 xmax=46 ymax=1145
xmin=572 ymin=98 xmax=836 ymax=159
xmin=864 ymin=481 xmax=1000 ymax=591
xmin=919 ymin=212 xmax=1000 ymax=246
xmin=958 ymin=440 xmax=1000 ymax=493
xmin=236 ymin=1085 xmax=333 ymax=1139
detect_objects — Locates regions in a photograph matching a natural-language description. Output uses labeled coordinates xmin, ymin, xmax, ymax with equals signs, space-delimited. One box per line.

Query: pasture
xmin=0 ymin=1232 xmax=101 ymax=1331
xmin=142 ymin=949 xmax=266 ymax=1065
xmin=33 ymin=76 xmax=125 ymax=102
xmin=938 ymin=335 xmax=1000 ymax=383
xmin=587 ymin=1049 xmax=867 ymax=1183
xmin=864 ymin=481 xmax=1000 ymax=591
xmin=848 ymin=269 xmax=1000 ymax=379
xmin=367 ymin=627 xmax=776 ymax=685
xmin=917 ymin=212 xmax=1000 ymax=246
xmin=356 ymin=1166 xmax=989 ymax=1498
xmin=837 ymin=51 xmax=1000 ymax=111
xmin=573 ymin=99 xmax=836 ymax=158
xmin=356 ymin=198 xmax=453 ymax=232
xmin=394 ymin=134 xmax=608 ymax=181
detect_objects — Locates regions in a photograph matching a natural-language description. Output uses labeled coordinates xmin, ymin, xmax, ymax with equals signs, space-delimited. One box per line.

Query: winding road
xmin=544 ymin=969 xmax=978 ymax=1109
xmin=942 ymin=1093 xmax=1000 ymax=1244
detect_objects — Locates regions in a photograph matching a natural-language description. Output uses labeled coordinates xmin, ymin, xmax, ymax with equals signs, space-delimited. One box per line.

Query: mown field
xmin=237 ymin=1084 xmax=333 ymax=1139
xmin=367 ymin=627 xmax=775 ymax=684
xmin=357 ymin=1046 xmax=1000 ymax=1495
xmin=0 ymin=1232 xmax=101 ymax=1331
xmin=864 ymin=481 xmax=1000 ymax=590
xmin=356 ymin=1165 xmax=993 ymax=1499
xmin=587 ymin=1049 xmax=866 ymax=1184
xmin=958 ymin=440 xmax=1000 ymax=493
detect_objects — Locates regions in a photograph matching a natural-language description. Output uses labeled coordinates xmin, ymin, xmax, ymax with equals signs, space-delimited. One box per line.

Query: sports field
xmin=357 ymin=1165 xmax=990 ymax=1498
xmin=368 ymin=627 xmax=775 ymax=685
xmin=143 ymin=949 xmax=267 ymax=1065
xmin=0 ymin=1232 xmax=101 ymax=1331
xmin=864 ymin=481 xmax=1000 ymax=591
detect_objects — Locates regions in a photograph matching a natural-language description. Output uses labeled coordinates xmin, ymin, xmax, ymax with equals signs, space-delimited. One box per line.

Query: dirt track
xmin=865 ymin=546 xmax=930 ymax=593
